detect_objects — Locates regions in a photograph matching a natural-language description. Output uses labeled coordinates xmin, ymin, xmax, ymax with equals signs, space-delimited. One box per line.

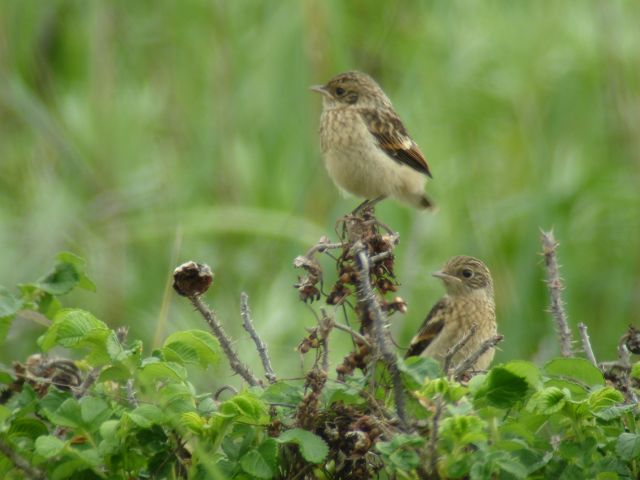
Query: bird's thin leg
xmin=351 ymin=196 xmax=386 ymax=216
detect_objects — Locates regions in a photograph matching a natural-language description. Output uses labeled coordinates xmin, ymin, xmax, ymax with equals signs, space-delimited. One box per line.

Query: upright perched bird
xmin=310 ymin=71 xmax=434 ymax=210
xmin=406 ymin=256 xmax=497 ymax=371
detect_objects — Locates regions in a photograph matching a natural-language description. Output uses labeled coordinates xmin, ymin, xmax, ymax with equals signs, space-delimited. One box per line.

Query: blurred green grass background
xmin=1 ymin=1 xmax=639 ymax=378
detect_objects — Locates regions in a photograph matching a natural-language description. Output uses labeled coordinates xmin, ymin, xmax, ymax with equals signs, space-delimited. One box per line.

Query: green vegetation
xmin=1 ymin=1 xmax=640 ymax=477
xmin=0 ymin=251 xmax=638 ymax=478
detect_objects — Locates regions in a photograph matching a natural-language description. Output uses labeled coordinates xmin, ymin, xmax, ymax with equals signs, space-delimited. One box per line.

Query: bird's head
xmin=310 ymin=71 xmax=391 ymax=109
xmin=432 ymin=256 xmax=493 ymax=297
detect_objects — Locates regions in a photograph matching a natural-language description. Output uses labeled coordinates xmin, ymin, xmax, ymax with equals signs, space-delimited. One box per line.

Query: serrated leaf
xmin=37 ymin=262 xmax=79 ymax=296
xmin=544 ymin=358 xmax=604 ymax=388
xmin=593 ymin=404 xmax=636 ymax=421
xmin=219 ymin=393 xmax=268 ymax=423
xmin=240 ymin=449 xmax=274 ymax=479
xmin=439 ymin=415 xmax=487 ymax=444
xmin=35 ymin=435 xmax=66 ymax=458
xmin=261 ymin=381 xmax=304 ymax=405
xmin=502 ymin=360 xmax=542 ymax=389
xmin=8 ymin=418 xmax=49 ymax=441
xmin=321 ymin=382 xmax=364 ymax=406
xmin=616 ymin=433 xmax=640 ymax=461
xmin=139 ymin=358 xmax=187 ymax=383
xmin=276 ymin=428 xmax=328 ymax=463
xmin=55 ymin=252 xmax=96 ymax=292
xmin=389 ymin=448 xmax=420 ymax=470
xmin=127 ymin=404 xmax=164 ymax=428
xmin=588 ymin=387 xmax=624 ymax=412
xmin=80 ymin=396 xmax=111 ymax=426
xmin=39 ymin=309 xmax=110 ymax=362
xmin=162 ymin=341 xmax=200 ymax=365
xmin=181 ymin=412 xmax=205 ymax=434
xmin=398 ymin=356 xmax=442 ymax=388
xmin=44 ymin=397 xmax=82 ymax=428
xmin=482 ymin=366 xmax=529 ymax=408
xmin=163 ymin=330 xmax=220 ymax=369
xmin=526 ymin=387 xmax=568 ymax=415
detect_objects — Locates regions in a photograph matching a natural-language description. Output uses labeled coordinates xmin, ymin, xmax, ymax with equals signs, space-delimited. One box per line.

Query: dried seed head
xmin=172 ymin=261 xmax=213 ymax=297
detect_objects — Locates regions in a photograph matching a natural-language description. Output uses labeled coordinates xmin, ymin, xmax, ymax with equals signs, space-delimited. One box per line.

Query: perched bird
xmin=405 ymin=256 xmax=497 ymax=371
xmin=310 ymin=71 xmax=434 ymax=210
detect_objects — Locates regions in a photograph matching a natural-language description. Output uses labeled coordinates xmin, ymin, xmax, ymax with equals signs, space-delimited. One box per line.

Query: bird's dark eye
xmin=462 ymin=268 xmax=473 ymax=278
xmin=335 ymin=87 xmax=346 ymax=96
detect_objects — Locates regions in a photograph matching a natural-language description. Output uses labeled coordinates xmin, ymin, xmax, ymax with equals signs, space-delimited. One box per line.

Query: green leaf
xmin=35 ymin=435 xmax=66 ymax=458
xmin=127 ymin=404 xmax=164 ymax=428
xmin=502 ymin=360 xmax=543 ymax=389
xmin=8 ymin=418 xmax=49 ymax=441
xmin=398 ymin=356 xmax=442 ymax=389
xmin=80 ymin=396 xmax=111 ymax=426
xmin=39 ymin=309 xmax=110 ymax=365
xmin=0 ymin=286 xmax=22 ymax=343
xmin=615 ymin=433 xmax=640 ymax=461
xmin=44 ymin=397 xmax=82 ymax=428
xmin=261 ymin=381 xmax=304 ymax=405
xmin=544 ymin=358 xmax=604 ymax=389
xmin=37 ymin=262 xmax=79 ymax=296
xmin=240 ymin=449 xmax=274 ymax=479
xmin=180 ymin=412 xmax=206 ymax=434
xmin=526 ymin=387 xmax=568 ymax=415
xmin=139 ymin=358 xmax=187 ymax=383
xmin=389 ymin=448 xmax=420 ymax=470
xmin=439 ymin=415 xmax=487 ymax=444
xmin=54 ymin=252 xmax=96 ymax=292
xmin=588 ymin=387 xmax=624 ymax=412
xmin=481 ymin=366 xmax=529 ymax=408
xmin=163 ymin=330 xmax=220 ymax=369
xmin=321 ymin=382 xmax=364 ymax=406
xmin=219 ymin=393 xmax=268 ymax=423
xmin=631 ymin=362 xmax=640 ymax=380
xmin=276 ymin=428 xmax=328 ymax=463
xmin=593 ymin=404 xmax=636 ymax=421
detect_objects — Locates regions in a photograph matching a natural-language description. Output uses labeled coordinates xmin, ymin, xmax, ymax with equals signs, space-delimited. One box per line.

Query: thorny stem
xmin=0 ymin=439 xmax=45 ymax=479
xmin=240 ymin=292 xmax=277 ymax=384
xmin=617 ymin=332 xmax=638 ymax=404
xmin=189 ymin=295 xmax=261 ymax=387
xmin=541 ymin=230 xmax=573 ymax=357
xmin=443 ymin=323 xmax=478 ymax=377
xmin=75 ymin=367 xmax=101 ymax=399
xmin=577 ymin=323 xmax=600 ymax=370
xmin=453 ymin=335 xmax=504 ymax=381
xmin=352 ymin=241 xmax=407 ymax=429
xmin=318 ymin=309 xmax=333 ymax=373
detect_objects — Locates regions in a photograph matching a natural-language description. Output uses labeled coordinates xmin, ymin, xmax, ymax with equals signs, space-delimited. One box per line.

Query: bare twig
xmin=617 ymin=331 xmax=638 ymax=404
xmin=214 ymin=384 xmax=239 ymax=400
xmin=333 ymin=321 xmax=371 ymax=348
xmin=369 ymin=251 xmax=394 ymax=264
xmin=427 ymin=399 xmax=444 ymax=478
xmin=0 ymin=439 xmax=45 ymax=479
xmin=577 ymin=323 xmax=599 ymax=370
xmin=453 ymin=335 xmax=504 ymax=380
xmin=240 ymin=292 xmax=276 ymax=384
xmin=190 ymin=295 xmax=261 ymax=387
xmin=443 ymin=323 xmax=478 ymax=377
xmin=304 ymin=237 xmax=344 ymax=257
xmin=352 ymin=241 xmax=407 ymax=429
xmin=75 ymin=366 xmax=101 ymax=399
xmin=541 ymin=230 xmax=573 ymax=357
xmin=126 ymin=379 xmax=139 ymax=407
xmin=318 ymin=309 xmax=334 ymax=373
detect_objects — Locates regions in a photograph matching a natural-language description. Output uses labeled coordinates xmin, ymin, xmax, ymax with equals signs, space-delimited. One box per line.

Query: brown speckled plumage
xmin=311 ymin=71 xmax=434 ymax=209
xmin=406 ymin=256 xmax=498 ymax=371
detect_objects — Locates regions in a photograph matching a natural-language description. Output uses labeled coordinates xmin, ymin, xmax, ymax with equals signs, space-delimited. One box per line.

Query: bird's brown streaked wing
xmin=360 ymin=108 xmax=432 ymax=178
xmin=405 ymin=299 xmax=447 ymax=358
